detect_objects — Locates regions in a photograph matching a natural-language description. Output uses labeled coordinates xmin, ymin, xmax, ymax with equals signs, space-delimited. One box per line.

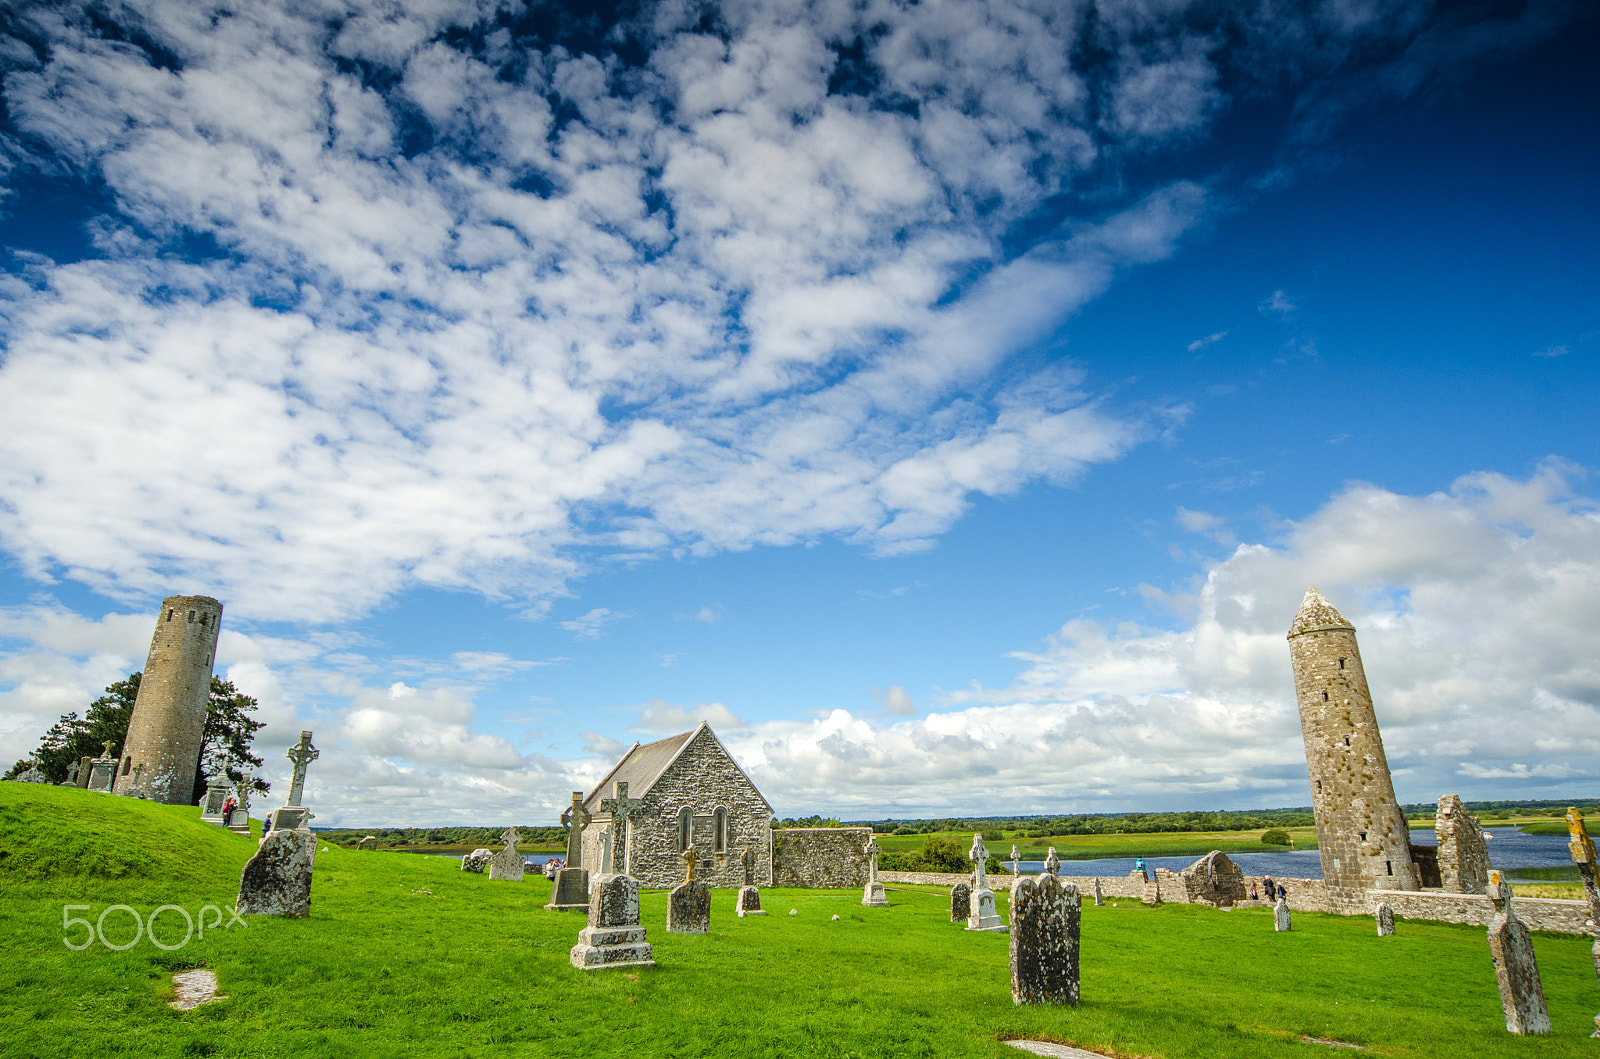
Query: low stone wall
xmin=881 ymin=870 xmax=1592 ymax=935
xmin=1368 ymin=888 xmax=1592 ymax=934
xmin=772 ymin=827 xmax=871 ymax=888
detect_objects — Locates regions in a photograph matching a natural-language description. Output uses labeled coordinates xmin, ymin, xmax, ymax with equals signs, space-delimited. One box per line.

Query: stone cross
xmin=970 ymin=834 xmax=990 ymax=891
xmin=1044 ymin=847 xmax=1061 ymax=877
xmin=600 ymin=780 xmax=644 ymax=877
xmin=1486 ymin=870 xmax=1552 ymax=1035
xmin=598 ymin=828 xmax=612 ymax=873
xmin=741 ymin=846 xmax=756 ymax=887
xmin=100 ymin=740 xmax=115 ymax=759
xmin=285 ymin=731 xmax=319 ymax=807
xmin=1010 ymin=844 xmax=1021 ymax=876
xmin=682 ymin=845 xmax=697 ymax=883
xmin=1564 ymin=808 xmax=1600 ymax=1038
xmin=560 ymin=791 xmax=591 ymax=869
xmin=501 ymin=826 xmax=520 ymax=853
xmin=236 ymin=771 xmax=253 ymax=812
xmin=131 ymin=762 xmax=145 ymax=786
xmin=864 ymin=836 xmax=880 ymax=885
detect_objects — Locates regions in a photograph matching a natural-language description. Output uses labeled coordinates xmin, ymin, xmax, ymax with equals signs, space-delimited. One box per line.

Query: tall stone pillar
xmin=115 ymin=595 xmax=222 ymax=804
xmin=1287 ymin=587 xmax=1418 ymax=893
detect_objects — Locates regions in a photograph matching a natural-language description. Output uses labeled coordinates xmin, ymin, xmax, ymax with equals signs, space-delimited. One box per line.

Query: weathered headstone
xmin=199 ymin=779 xmax=231 ymax=825
xmin=236 ymin=827 xmax=317 ymax=917
xmin=600 ymin=780 xmax=644 ymax=877
xmin=1375 ymin=902 xmax=1395 ymax=936
xmin=1273 ymin=897 xmax=1291 ymax=932
xmin=737 ymin=846 xmax=765 ymax=917
xmin=1564 ymin=808 xmax=1600 ymax=1038
xmin=570 ymin=873 xmax=655 ymax=970
xmin=86 ymin=742 xmax=117 ymax=792
xmin=267 ymin=732 xmax=317 ymax=832
xmin=15 ymin=760 xmax=47 ymax=784
xmin=667 ymin=847 xmax=710 ymax=934
xmin=547 ymin=791 xmax=592 ymax=910
xmin=488 ymin=827 xmax=525 ymax=881
xmin=229 ymin=772 xmax=254 ymax=834
xmin=75 ymin=755 xmax=93 ymax=788
xmin=1093 ymin=878 xmax=1104 ymax=906
xmin=967 ymin=834 xmax=1006 ymax=932
xmin=460 ymin=848 xmax=493 ymax=873
xmin=1009 ymin=875 xmax=1080 ymax=1006
xmin=951 ymin=881 xmax=972 ymax=922
xmin=1044 ymin=847 xmax=1061 ymax=877
xmin=1485 ymin=871 xmax=1551 ymax=1035
xmin=861 ymin=835 xmax=889 ymax=907
xmin=59 ymin=760 xmax=81 ymax=787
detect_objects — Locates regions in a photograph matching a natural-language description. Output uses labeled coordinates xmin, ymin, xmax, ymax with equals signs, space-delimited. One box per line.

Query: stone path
xmin=1004 ymin=1041 xmax=1107 ymax=1058
xmin=169 ymin=968 xmax=226 ymax=1010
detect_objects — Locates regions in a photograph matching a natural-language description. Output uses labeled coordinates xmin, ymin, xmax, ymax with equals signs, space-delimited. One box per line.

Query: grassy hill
xmin=2 ymin=784 xmax=1598 ymax=1058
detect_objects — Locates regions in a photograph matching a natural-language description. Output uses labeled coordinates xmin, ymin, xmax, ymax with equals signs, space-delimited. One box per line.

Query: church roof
xmin=1287 ymin=585 xmax=1355 ymax=637
xmin=581 ymin=722 xmax=771 ymax=814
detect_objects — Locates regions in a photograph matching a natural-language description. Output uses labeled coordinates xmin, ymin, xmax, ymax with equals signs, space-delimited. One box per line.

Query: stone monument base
xmin=737 ymin=885 xmax=766 ymax=917
xmin=861 ymin=881 xmax=889 ymax=907
xmin=967 ymin=888 xmax=1007 ymax=932
xmin=267 ymin=806 xmax=309 ymax=832
xmin=570 ymin=925 xmax=656 ymax=970
xmin=546 ymin=867 xmax=591 ymax=910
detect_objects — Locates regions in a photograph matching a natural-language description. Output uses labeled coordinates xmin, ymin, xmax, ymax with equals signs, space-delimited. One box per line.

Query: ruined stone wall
xmin=1288 ymin=596 xmax=1419 ymax=892
xmin=1179 ymin=852 xmax=1247 ymax=906
xmin=608 ymin=729 xmax=772 ymax=889
xmin=771 ymin=827 xmax=871 ymax=888
xmin=1368 ymin=888 xmax=1590 ymax=935
xmin=1435 ymin=795 xmax=1491 ymax=894
xmin=115 ymin=596 xmax=222 ymax=805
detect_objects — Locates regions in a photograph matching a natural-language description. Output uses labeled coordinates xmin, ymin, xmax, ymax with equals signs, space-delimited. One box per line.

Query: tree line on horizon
xmin=3 ymin=673 xmax=269 ymax=802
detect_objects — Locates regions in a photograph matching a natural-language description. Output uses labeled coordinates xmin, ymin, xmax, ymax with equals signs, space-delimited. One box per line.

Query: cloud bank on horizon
xmin=0 ymin=0 xmax=1594 ymax=824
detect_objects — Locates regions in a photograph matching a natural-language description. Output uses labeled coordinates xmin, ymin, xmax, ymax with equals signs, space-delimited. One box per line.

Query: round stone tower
xmin=1287 ymin=586 xmax=1418 ymax=893
xmin=114 ymin=595 xmax=223 ymax=804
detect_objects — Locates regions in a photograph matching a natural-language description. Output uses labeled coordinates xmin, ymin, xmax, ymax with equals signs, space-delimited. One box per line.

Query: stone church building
xmin=581 ymin=723 xmax=775 ymax=889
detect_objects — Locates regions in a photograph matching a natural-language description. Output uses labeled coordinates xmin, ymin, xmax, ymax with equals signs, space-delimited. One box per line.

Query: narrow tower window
xmin=1386 ymin=860 xmax=1393 ymax=876
xmin=1322 ymin=691 xmax=1329 ymax=701
xmin=677 ymin=807 xmax=691 ymax=853
xmin=1359 ymin=832 xmax=1367 ymax=842
xmin=167 ymin=609 xmax=175 ymax=621
xmin=1344 ymin=736 xmax=1351 ymax=746
xmin=200 ymin=613 xmax=208 ymax=627
xmin=1316 ymin=780 xmax=1322 ymax=791
xmin=1339 ymin=658 xmax=1346 ymax=669
xmin=714 ymin=807 xmax=728 ymax=853
xmin=187 ymin=610 xmax=195 ymax=623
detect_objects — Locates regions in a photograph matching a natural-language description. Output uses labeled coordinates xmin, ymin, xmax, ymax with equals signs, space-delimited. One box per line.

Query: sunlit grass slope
xmin=0 ymin=786 xmax=1596 ymax=1059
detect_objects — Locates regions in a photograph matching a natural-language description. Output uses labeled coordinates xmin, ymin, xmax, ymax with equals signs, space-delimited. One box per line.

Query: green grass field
xmin=3 ymin=784 xmax=1598 ymax=1059
xmin=874 ymin=827 xmax=1322 ymax=861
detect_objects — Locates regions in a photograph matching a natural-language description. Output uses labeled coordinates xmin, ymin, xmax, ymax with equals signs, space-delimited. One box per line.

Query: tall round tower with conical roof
xmin=114 ymin=595 xmax=223 ymax=804
xmin=1287 ymin=587 xmax=1418 ymax=893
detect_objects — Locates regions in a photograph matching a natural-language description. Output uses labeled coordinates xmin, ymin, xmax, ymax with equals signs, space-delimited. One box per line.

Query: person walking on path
xmin=1261 ymin=874 xmax=1275 ymax=902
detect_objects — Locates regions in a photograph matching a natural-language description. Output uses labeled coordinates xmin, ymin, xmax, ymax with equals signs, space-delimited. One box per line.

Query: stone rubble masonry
xmin=581 ymin=725 xmax=772 ymax=890
xmin=1437 ymin=794 xmax=1491 ymax=894
xmin=1288 ymin=587 xmax=1419 ymax=893
xmin=1375 ymin=902 xmax=1395 ymax=936
xmin=1487 ymin=876 xmax=1552 ymax=1035
xmin=115 ymin=595 xmax=222 ymax=805
xmin=772 ymin=827 xmax=873 ymax=889
xmin=667 ymin=879 xmax=711 ymax=933
xmin=237 ymin=828 xmax=316 ymax=917
xmin=1178 ymin=851 xmax=1247 ymax=906
xmin=736 ymin=885 xmax=765 ymax=916
xmin=1009 ymin=875 xmax=1080 ymax=1006
xmin=571 ymin=873 xmax=655 ymax=970
xmin=951 ymin=882 xmax=972 ymax=922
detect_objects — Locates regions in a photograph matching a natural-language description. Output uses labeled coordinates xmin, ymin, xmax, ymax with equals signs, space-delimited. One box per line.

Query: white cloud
xmin=629 ymin=699 xmax=745 ymax=733
xmin=871 ymin=684 xmax=918 ymax=717
xmin=558 ymin=608 xmax=631 ymax=641
xmin=1260 ymin=289 xmax=1296 ymax=317
xmin=1186 ymin=331 xmax=1227 ymax=353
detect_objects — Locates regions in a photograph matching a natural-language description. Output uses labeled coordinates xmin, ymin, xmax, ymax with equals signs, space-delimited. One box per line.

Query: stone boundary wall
xmin=772 ymin=828 xmax=871 ymax=888
xmin=881 ymin=871 xmax=1591 ymax=935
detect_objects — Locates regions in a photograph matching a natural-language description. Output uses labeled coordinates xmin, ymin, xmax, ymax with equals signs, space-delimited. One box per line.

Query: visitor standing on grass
xmin=1262 ymin=874 xmax=1275 ymax=900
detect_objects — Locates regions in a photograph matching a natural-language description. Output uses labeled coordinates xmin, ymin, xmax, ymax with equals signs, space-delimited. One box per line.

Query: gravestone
xmin=1375 ymin=902 xmax=1395 ymax=936
xmin=488 ymin=827 xmax=525 ymax=881
xmin=967 ymin=834 xmax=1006 ymax=932
xmin=1044 ymin=848 xmax=1060 ymax=877
xmin=570 ymin=873 xmax=656 ymax=970
xmin=460 ymin=848 xmax=493 ymax=873
xmin=951 ymin=881 xmax=972 ymax=922
xmin=599 ymin=780 xmax=644 ymax=877
xmin=59 ymin=761 xmax=81 ymax=787
xmin=548 ymin=791 xmax=592 ymax=910
xmin=1563 ymin=808 xmax=1600 ymax=1038
xmin=229 ymin=773 xmax=254 ymax=834
xmin=87 ymin=742 xmax=117 ymax=792
xmin=737 ymin=846 xmax=766 ymax=917
xmin=1009 ymin=875 xmax=1080 ymax=1006
xmin=237 ymin=827 xmax=317 ymax=917
xmin=667 ymin=848 xmax=711 ymax=934
xmin=267 ymin=732 xmax=318 ymax=832
xmin=15 ymin=760 xmax=47 ymax=784
xmin=199 ymin=779 xmax=231 ymax=825
xmin=1093 ymin=878 xmax=1104 ymax=907
xmin=1273 ymin=897 xmax=1291 ymax=932
xmin=1486 ymin=871 xmax=1551 ymax=1035
xmin=75 ymin=756 xmax=93 ymax=788
xmin=861 ymin=835 xmax=889 ymax=907
xmin=357 ymin=836 xmax=377 ymax=850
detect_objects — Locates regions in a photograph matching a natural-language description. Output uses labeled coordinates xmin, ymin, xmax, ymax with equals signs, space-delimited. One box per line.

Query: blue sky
xmin=0 ymin=0 xmax=1596 ymax=826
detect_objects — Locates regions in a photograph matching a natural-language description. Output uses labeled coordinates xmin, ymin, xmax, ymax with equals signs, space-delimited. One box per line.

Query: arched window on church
xmin=677 ymin=807 xmax=692 ymax=853
xmin=714 ymin=807 xmax=728 ymax=853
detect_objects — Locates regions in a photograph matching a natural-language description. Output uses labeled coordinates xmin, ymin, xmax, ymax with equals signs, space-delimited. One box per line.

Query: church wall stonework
xmin=1435 ymin=794 xmax=1491 ymax=894
xmin=115 ymin=595 xmax=222 ymax=804
xmin=1288 ymin=588 xmax=1419 ymax=893
xmin=772 ymin=828 xmax=872 ymax=888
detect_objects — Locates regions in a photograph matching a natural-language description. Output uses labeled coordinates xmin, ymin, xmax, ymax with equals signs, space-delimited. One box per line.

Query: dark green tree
xmin=193 ymin=677 xmax=269 ymax=801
